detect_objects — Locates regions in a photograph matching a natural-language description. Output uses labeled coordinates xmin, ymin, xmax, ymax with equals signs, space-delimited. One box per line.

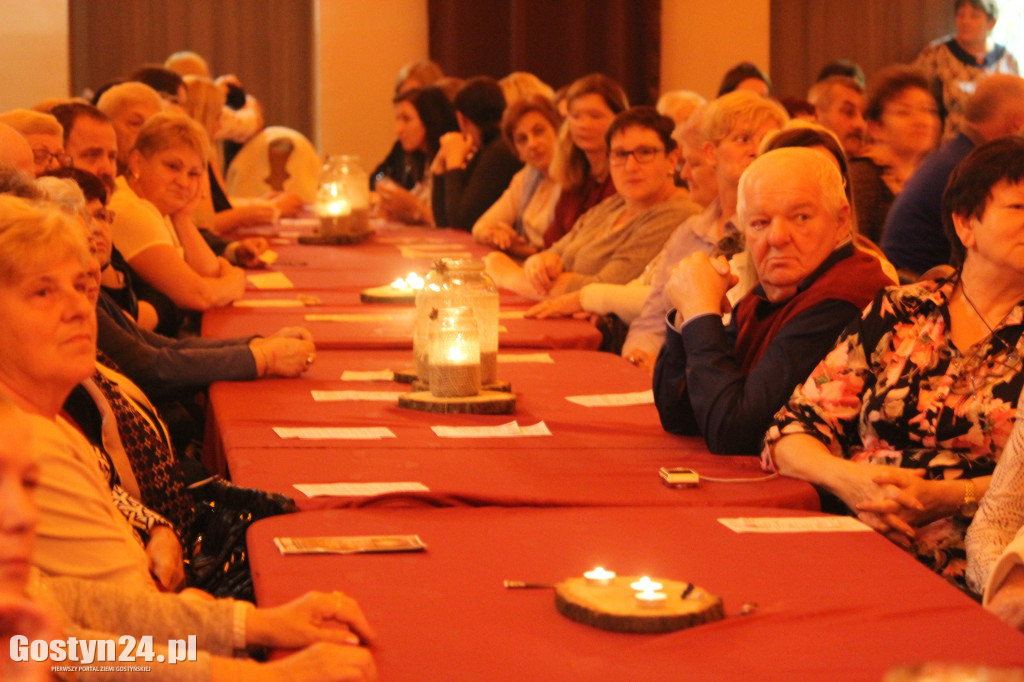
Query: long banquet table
xmin=249 ymin=505 xmax=1024 ymax=681
xmin=207 ymin=349 xmax=819 ymax=511
xmin=202 ymin=218 xmax=1024 ymax=680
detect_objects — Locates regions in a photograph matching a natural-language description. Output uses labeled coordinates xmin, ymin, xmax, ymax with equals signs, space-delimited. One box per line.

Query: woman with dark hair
xmin=764 ymin=136 xmax=1024 ymax=589
xmin=717 ymin=62 xmax=772 ymax=98
xmin=849 ymin=66 xmax=940 ymax=244
xmin=431 ymin=76 xmax=522 ymax=230
xmin=544 ymin=73 xmax=629 ymax=245
xmin=376 ymin=86 xmax=458 ymax=225
xmin=487 ymin=106 xmax=699 ymax=300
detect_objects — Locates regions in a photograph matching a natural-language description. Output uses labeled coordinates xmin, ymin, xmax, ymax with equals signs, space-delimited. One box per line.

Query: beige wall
xmin=0 ymin=1 xmax=770 ymax=162
xmin=315 ymin=0 xmax=429 ymax=170
xmin=661 ymin=0 xmax=771 ymax=100
xmin=0 ymin=0 xmax=69 ymax=111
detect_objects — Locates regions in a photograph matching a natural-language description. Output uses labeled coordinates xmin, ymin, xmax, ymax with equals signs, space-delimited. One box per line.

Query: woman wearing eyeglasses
xmin=764 ymin=137 xmax=1024 ymax=589
xmin=485 ymin=107 xmax=700 ymax=301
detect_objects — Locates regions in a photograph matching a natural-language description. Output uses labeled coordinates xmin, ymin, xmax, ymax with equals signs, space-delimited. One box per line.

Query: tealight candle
xmin=630 ymin=576 xmax=663 ymax=592
xmin=325 ymin=198 xmax=351 ymax=217
xmin=635 ymin=589 xmax=668 ymax=609
xmin=584 ymin=567 xmax=615 ymax=586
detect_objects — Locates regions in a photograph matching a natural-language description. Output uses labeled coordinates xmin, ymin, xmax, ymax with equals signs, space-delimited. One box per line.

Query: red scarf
xmin=734 ymin=248 xmax=892 ymax=374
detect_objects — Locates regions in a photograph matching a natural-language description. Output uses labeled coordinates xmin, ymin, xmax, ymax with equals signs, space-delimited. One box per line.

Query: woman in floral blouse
xmin=762 ymin=136 xmax=1024 ymax=588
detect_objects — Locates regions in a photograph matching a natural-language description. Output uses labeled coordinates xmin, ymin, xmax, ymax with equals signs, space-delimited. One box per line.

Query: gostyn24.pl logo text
xmin=10 ymin=635 xmax=197 ymax=665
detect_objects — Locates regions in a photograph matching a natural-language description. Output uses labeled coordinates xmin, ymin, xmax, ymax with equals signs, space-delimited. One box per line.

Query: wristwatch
xmin=959 ymin=479 xmax=978 ymax=518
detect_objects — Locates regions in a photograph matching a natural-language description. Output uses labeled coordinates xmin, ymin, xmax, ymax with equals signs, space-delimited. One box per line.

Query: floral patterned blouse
xmin=763 ymin=277 xmax=1024 ymax=587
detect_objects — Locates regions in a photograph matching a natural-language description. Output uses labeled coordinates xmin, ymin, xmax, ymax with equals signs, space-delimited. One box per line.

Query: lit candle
xmin=443 ymin=341 xmax=470 ymax=364
xmin=634 ymin=589 xmax=667 ymax=609
xmin=584 ymin=567 xmax=615 ymax=586
xmin=630 ymin=576 xmax=663 ymax=592
xmin=326 ymin=198 xmax=351 ymax=217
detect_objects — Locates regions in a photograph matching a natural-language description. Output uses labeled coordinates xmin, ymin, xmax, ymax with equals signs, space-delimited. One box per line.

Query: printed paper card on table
xmin=247 ymin=272 xmax=295 ymax=289
xmin=718 ymin=517 xmax=872 ymax=533
xmin=294 ymin=481 xmax=429 ymax=497
xmin=275 ymin=535 xmax=427 ymax=555
xmin=565 ymin=390 xmax=654 ymax=407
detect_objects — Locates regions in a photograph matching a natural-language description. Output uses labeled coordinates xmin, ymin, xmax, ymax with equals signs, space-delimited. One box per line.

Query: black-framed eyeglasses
xmin=32 ymin=148 xmax=72 ymax=169
xmin=91 ymin=208 xmax=115 ymax=224
xmin=608 ymin=145 xmax=665 ymax=166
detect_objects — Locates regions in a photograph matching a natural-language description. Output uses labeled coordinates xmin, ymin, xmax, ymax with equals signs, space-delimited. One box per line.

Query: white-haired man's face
xmin=741 ymin=155 xmax=849 ymax=302
xmin=110 ymin=101 xmax=161 ymax=166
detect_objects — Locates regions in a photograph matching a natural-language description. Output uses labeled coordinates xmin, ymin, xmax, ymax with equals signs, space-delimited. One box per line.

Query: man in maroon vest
xmin=653 ymin=147 xmax=894 ymax=454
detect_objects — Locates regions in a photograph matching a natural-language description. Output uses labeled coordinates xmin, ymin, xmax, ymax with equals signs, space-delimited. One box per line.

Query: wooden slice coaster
xmin=398 ymin=390 xmax=516 ymax=415
xmin=410 ymin=378 xmax=512 ymax=393
xmin=392 ymin=368 xmax=419 ymax=384
xmin=554 ymin=576 xmax=724 ymax=634
xmin=299 ymin=231 xmax=372 ymax=246
xmin=360 ymin=285 xmax=417 ymax=304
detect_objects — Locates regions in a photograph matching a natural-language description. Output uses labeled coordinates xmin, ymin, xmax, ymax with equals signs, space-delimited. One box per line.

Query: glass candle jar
xmin=428 ymin=306 xmax=481 ymax=398
xmin=316 ymin=155 xmax=369 ymax=237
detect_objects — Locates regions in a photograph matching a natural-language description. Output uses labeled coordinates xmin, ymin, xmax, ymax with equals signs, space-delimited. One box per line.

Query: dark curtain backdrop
xmin=69 ymin=0 xmax=313 ymax=138
xmin=428 ymin=0 xmax=661 ymax=106
xmin=770 ymin=0 xmax=954 ymax=99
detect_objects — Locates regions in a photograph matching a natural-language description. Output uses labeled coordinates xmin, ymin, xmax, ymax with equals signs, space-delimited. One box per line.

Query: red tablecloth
xmin=202 ymin=305 xmax=601 ymax=351
xmin=209 ymin=350 xmax=709 ymax=455
xmin=228 ymin=444 xmax=818 ymax=511
xmin=208 ymin=350 xmax=818 ymax=510
xmin=237 ymin=222 xmax=533 ymax=302
xmin=249 ymin=506 xmax=1024 ymax=681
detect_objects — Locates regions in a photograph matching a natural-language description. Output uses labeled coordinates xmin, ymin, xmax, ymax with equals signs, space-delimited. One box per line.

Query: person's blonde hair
xmin=656 ymin=90 xmax=706 ymax=125
xmin=96 ymin=82 xmax=164 ymax=120
xmin=701 ymin=90 xmax=788 ymax=147
xmin=672 ymin=103 xmax=707 ymax=151
xmin=499 ymin=72 xmax=555 ymax=108
xmin=0 ymin=109 xmax=62 ymax=138
xmin=0 ymin=194 xmax=91 ymax=285
xmin=165 ymin=50 xmax=210 ymax=78
xmin=182 ymin=76 xmax=225 ymax=170
xmin=133 ymin=112 xmax=210 ymax=167
xmin=548 ymin=73 xmax=629 ymax=192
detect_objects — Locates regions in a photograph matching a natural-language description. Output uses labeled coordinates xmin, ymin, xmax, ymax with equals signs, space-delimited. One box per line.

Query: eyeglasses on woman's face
xmin=608 ymin=145 xmax=665 ymax=167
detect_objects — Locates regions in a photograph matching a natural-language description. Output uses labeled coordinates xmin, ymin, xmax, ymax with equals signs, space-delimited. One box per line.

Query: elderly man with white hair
xmin=652 ymin=147 xmax=893 ymax=454
xmin=96 ymin=81 xmax=164 ymax=174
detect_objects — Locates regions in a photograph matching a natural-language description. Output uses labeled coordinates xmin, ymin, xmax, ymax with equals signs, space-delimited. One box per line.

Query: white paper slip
xmin=273 ymin=427 xmax=396 ymax=440
xmin=311 ymin=390 xmax=406 ymax=402
xmin=304 ymin=313 xmax=394 ymax=322
xmin=718 ymin=517 xmax=872 ymax=533
xmin=258 ymin=249 xmax=279 ymax=265
xmin=498 ymin=325 xmax=509 ymax=333
xmin=341 ymin=369 xmax=396 ymax=382
xmin=278 ymin=217 xmax=319 ymax=228
xmin=565 ymin=390 xmax=654 ymax=407
xmin=399 ymin=246 xmax=472 ymax=259
xmin=499 ymin=311 xmax=526 ymax=319
xmin=497 ymin=353 xmax=554 ymax=364
xmin=431 ymin=420 xmax=552 ymax=438
xmin=403 ymin=243 xmax=460 ymax=251
xmin=234 ymin=299 xmax=305 ymax=308
xmin=519 ymin=421 xmax=553 ymax=436
xmin=247 ymin=272 xmax=295 ymax=289
xmin=294 ymin=481 xmax=429 ymax=497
